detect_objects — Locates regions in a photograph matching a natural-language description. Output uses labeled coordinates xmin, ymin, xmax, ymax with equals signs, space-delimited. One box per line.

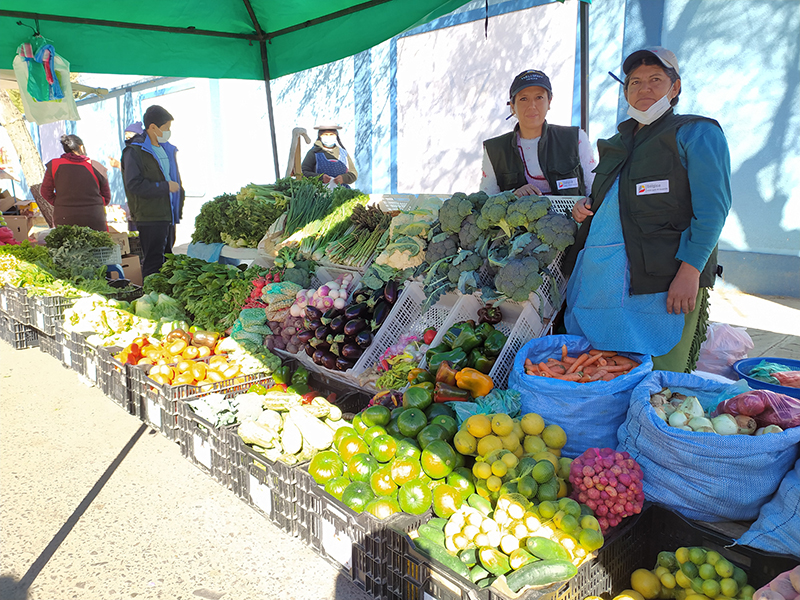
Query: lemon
xmin=558 ymin=457 xmax=573 ymax=479
xmin=705 ymin=551 xmax=721 ymax=566
xmin=501 ymin=453 xmax=519 ymax=469
xmin=698 ymin=564 xmax=717 ymax=580
xmin=501 ymin=433 xmax=520 ymax=451
xmin=472 ymin=461 xmax=492 ymax=479
xmin=714 ymin=559 xmax=733 ymax=579
xmin=702 ymin=580 xmax=721 ymax=598
xmin=454 ymin=430 xmax=478 ymax=455
xmin=491 ymin=460 xmax=508 ymax=477
xmin=688 ymin=547 xmax=707 ymax=566
xmin=675 ymin=570 xmax=693 ymax=589
xmin=548 ymin=447 xmax=562 ymax=458
xmin=466 ymin=414 xmax=492 ymax=438
xmin=655 ymin=567 xmax=669 ymax=578
xmin=477 ymin=435 xmax=503 ymax=457
xmin=660 ymin=573 xmax=677 ymax=590
xmin=491 ymin=414 xmax=514 ymax=437
xmin=538 ymin=500 xmax=557 ymax=519
xmin=521 ymin=413 xmax=545 ymax=435
xmin=512 ymin=420 xmax=525 ymax=441
xmin=486 ymin=475 xmax=502 ymax=492
xmin=513 ymin=445 xmax=525 ymax=458
xmin=631 ymin=569 xmax=663 ymax=600
xmin=580 ymin=515 xmax=601 ymax=532
xmin=532 ymin=451 xmax=559 ymax=470
xmin=557 ymin=478 xmax=568 ymax=498
xmin=542 ymin=424 xmax=567 ymax=449
xmin=578 ymin=527 xmax=604 ymax=551
xmin=524 ymin=435 xmax=547 ymax=454
xmin=675 ymin=547 xmax=690 ymax=564
xmin=615 ymin=590 xmax=646 ymax=600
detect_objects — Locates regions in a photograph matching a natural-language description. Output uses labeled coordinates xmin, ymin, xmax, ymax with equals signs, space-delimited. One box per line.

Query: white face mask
xmin=320 ymin=135 xmax=336 ymax=148
xmin=627 ymin=84 xmax=674 ymax=125
xmin=156 ymin=129 xmax=171 ymax=143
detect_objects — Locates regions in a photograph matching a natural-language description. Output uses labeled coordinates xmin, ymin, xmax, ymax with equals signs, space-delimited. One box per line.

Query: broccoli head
xmin=494 ymin=257 xmax=544 ymax=302
xmin=478 ymin=191 xmax=516 ymax=236
xmin=459 ymin=214 xmax=483 ymax=250
xmin=534 ymin=213 xmax=577 ymax=251
xmin=506 ymin=196 xmax=552 ymax=231
xmin=439 ymin=193 xmax=475 ymax=234
xmin=447 ymin=251 xmax=484 ymax=284
xmin=425 ymin=233 xmax=459 ymax=264
xmin=467 ymin=191 xmax=490 ymax=211
xmin=523 ymin=242 xmax=559 ymax=269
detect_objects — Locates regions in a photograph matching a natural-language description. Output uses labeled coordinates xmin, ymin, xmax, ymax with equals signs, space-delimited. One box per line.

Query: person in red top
xmin=41 ymin=134 xmax=111 ymax=231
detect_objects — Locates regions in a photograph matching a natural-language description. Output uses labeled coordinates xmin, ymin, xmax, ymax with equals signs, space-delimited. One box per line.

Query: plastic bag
xmin=509 ymin=335 xmax=652 ymax=458
xmin=13 ymin=54 xmax=80 ymax=125
xmin=617 ymin=371 xmax=800 ymax=521
xmin=696 ymin=323 xmax=754 ymax=379
xmin=714 ymin=389 xmax=800 ymax=429
xmin=447 ymin=389 xmax=522 ymax=426
xmin=737 ymin=458 xmax=800 ymax=557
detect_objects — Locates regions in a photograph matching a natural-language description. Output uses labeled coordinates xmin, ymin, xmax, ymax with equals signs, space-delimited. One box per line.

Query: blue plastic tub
xmin=733 ymin=357 xmax=800 ymax=399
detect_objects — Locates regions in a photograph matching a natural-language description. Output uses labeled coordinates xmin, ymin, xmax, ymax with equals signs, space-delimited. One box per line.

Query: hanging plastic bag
xmin=617 ymin=371 xmax=800 ymax=521
xmin=12 ymin=53 xmax=80 ymax=125
xmin=509 ymin=335 xmax=652 ymax=458
xmin=695 ymin=323 xmax=754 ymax=379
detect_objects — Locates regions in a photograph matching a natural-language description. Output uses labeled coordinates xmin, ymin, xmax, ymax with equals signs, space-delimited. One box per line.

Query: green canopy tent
xmin=0 ymin=0 xmax=470 ymax=178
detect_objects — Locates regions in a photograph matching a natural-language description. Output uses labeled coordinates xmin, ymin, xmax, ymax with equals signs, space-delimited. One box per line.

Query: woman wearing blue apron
xmin=563 ymin=47 xmax=731 ymax=373
xmin=301 ymin=125 xmax=358 ymax=188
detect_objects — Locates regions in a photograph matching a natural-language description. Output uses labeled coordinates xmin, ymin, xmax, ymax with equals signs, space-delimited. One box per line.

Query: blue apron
xmin=564 ymin=177 xmax=684 ymax=355
xmin=315 ymin=147 xmax=349 ymax=180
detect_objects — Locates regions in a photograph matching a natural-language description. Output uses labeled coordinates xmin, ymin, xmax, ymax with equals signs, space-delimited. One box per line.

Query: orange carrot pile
xmin=524 ymin=345 xmax=640 ymax=383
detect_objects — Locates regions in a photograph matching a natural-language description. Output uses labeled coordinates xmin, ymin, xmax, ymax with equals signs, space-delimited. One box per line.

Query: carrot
xmin=588 ymin=349 xmax=603 ymax=356
xmin=589 ymin=369 xmax=608 ymax=382
xmin=567 ymin=353 xmax=591 ymax=374
xmin=525 ymin=358 xmax=536 ymax=370
xmin=557 ymin=372 xmax=583 ymax=382
xmin=598 ymin=358 xmax=608 ymax=367
xmin=603 ymin=364 xmax=631 ymax=373
xmin=561 ymin=344 xmax=568 ymax=362
xmin=562 ymin=356 xmax=577 ymax=364
xmin=601 ymin=373 xmax=617 ymax=381
xmin=581 ymin=353 xmax=604 ymax=368
xmin=539 ymin=362 xmax=560 ymax=377
xmin=578 ymin=374 xmax=593 ymax=383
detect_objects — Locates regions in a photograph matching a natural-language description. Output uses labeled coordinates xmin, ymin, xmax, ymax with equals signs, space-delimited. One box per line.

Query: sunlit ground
xmin=710 ymin=286 xmax=800 ymax=337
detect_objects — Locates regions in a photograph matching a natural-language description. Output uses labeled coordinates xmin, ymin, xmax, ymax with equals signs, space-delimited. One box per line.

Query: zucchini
xmin=467 ymin=493 xmax=493 ymax=517
xmin=525 ymin=536 xmax=571 ymax=562
xmin=426 ymin=517 xmax=448 ymax=532
xmin=418 ymin=524 xmax=446 ymax=547
xmin=509 ymin=548 xmax=538 ymax=570
xmin=459 ymin=548 xmax=478 ymax=567
xmin=477 ymin=576 xmax=496 ymax=589
xmin=505 ymin=559 xmax=578 ymax=593
xmin=478 ymin=546 xmax=511 ymax=576
xmin=470 ymin=564 xmax=490 ymax=583
xmin=288 ymin=405 xmax=334 ymax=450
xmin=414 ymin=536 xmax=471 ymax=580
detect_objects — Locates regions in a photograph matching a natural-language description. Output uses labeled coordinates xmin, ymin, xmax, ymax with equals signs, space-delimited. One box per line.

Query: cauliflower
xmin=478 ymin=191 xmax=516 ymax=236
xmin=534 ymin=213 xmax=578 ymax=251
xmin=506 ymin=196 xmax=552 ymax=231
xmin=375 ymin=236 xmax=426 ymax=269
xmin=494 ymin=257 xmax=545 ymax=302
xmin=439 ymin=193 xmax=475 ymax=234
xmin=447 ymin=251 xmax=483 ymax=284
xmin=425 ymin=233 xmax=459 ymax=264
xmin=459 ymin=214 xmax=483 ymax=250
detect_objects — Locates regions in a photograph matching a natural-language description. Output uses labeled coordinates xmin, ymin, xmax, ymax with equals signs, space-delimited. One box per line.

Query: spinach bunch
xmin=45 ymin=225 xmax=114 ymax=249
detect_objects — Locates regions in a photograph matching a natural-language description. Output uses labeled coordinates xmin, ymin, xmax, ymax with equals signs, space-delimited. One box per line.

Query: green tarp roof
xmin=0 ymin=1 xmax=469 ymax=80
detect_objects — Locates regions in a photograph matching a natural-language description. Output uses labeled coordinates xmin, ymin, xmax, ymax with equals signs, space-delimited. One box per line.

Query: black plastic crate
xmin=0 ymin=312 xmax=39 ymax=350
xmin=6 ymin=286 xmax=32 ymax=325
xmin=83 ymin=342 xmax=101 ymax=387
xmin=283 ymin=357 xmax=372 ymax=411
xmin=101 ymin=284 xmax=144 ymax=303
xmin=128 ymin=235 xmax=143 ymax=260
xmin=65 ymin=331 xmax=86 ymax=376
xmin=177 ymin=400 xmax=236 ymax=490
xmin=38 ymin=330 xmax=62 ymax=361
xmin=97 ymin=346 xmax=137 ymax=415
xmin=30 ymin=295 xmax=77 ymax=336
xmin=0 ymin=286 xmax=10 ymax=314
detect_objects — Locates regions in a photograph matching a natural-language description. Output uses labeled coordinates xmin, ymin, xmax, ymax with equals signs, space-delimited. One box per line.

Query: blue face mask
xmin=320 ymin=135 xmax=336 ymax=148
xmin=156 ymin=129 xmax=171 ymax=143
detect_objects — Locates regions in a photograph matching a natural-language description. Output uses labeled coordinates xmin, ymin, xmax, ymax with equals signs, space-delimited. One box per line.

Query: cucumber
xmin=470 ymin=564 xmax=490 ymax=583
xmin=505 ymin=559 xmax=578 ymax=593
xmin=427 ymin=517 xmax=448 ymax=532
xmin=459 ymin=548 xmax=478 ymax=567
xmin=509 ymin=548 xmax=539 ymax=570
xmin=414 ymin=536 xmax=471 ymax=580
xmin=525 ymin=536 xmax=571 ymax=562
xmin=477 ymin=576 xmax=496 ymax=589
xmin=418 ymin=523 xmax=446 ymax=547
xmin=467 ymin=493 xmax=493 ymax=517
xmin=478 ymin=546 xmax=511 ymax=576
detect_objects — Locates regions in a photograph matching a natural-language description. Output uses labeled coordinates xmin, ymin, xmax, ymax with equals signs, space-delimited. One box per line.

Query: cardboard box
xmin=120 ymin=254 xmax=143 ymax=286
xmin=109 ymin=231 xmax=131 ymax=255
xmin=4 ymin=215 xmax=33 ymax=243
xmin=0 ymin=190 xmax=15 ymax=213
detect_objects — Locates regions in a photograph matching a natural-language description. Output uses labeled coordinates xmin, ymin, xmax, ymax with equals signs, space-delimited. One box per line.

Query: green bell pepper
xmin=425 ymin=343 xmax=451 ymax=363
xmin=475 ymin=322 xmax=495 ymax=343
xmin=442 ymin=325 xmax=463 ymax=349
xmin=468 ymin=348 xmax=497 ymax=374
xmin=408 ymin=368 xmax=435 ymax=386
xmin=291 ymin=365 xmax=309 ymax=386
xmin=452 ymin=322 xmax=484 ymax=353
xmin=428 ymin=348 xmax=468 ymax=373
xmin=287 ymin=382 xmax=310 ymax=396
xmin=273 ymin=365 xmax=292 ymax=385
xmin=483 ymin=330 xmax=507 ymax=358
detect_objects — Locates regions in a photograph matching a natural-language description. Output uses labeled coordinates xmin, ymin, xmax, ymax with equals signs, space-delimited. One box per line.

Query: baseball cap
xmin=509 ymin=70 xmax=552 ymax=100
xmin=622 ymin=46 xmax=680 ymax=75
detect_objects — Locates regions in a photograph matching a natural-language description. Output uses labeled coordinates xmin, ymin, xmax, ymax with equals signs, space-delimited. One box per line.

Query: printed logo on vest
xmin=636 ymin=180 xmax=670 ymax=195
xmin=556 ymin=178 xmax=579 ymax=190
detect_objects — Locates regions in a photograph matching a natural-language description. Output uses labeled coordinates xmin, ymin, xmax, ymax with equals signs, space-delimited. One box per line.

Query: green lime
xmin=715 ymin=559 xmax=734 ymax=579
xmin=361 ymin=405 xmax=391 ymax=428
xmin=699 ymin=563 xmax=717 ymax=580
xmin=702 ymin=580 xmax=721 ymax=598
xmin=342 ymin=481 xmax=374 ymax=513
xmin=681 ymin=561 xmax=699 ymax=579
xmin=536 ymin=480 xmax=559 ymax=502
xmin=532 ymin=460 xmax=556 ymax=484
xmin=538 ymin=500 xmax=557 ymax=520
xmin=370 ymin=434 xmax=398 ymax=463
xmin=347 ymin=453 xmax=379 ymax=483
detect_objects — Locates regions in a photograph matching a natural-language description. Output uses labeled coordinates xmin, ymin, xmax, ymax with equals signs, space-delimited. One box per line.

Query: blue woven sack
xmin=617 ymin=371 xmax=800 ymax=522
xmin=509 ymin=335 xmax=652 ymax=458
xmin=737 ymin=458 xmax=800 ymax=556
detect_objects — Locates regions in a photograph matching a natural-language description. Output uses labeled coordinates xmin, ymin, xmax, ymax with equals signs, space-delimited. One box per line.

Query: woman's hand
xmin=572 ymin=197 xmax=594 ymax=223
xmin=667 ymin=262 xmax=701 ymax=314
xmin=514 ymin=184 xmax=542 ymax=197
xmin=321 ymin=174 xmax=332 ymax=183
xmin=333 ymin=175 xmax=344 ymax=185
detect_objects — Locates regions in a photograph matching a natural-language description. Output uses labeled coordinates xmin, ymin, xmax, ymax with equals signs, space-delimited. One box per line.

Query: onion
xmin=679 ymin=396 xmax=704 ymax=419
xmin=688 ymin=416 xmax=714 ymax=433
xmin=653 ymin=406 xmax=668 ymax=423
xmin=296 ymin=289 xmax=307 ymax=299
xmin=289 ymin=304 xmax=303 ymax=317
xmin=668 ymin=411 xmax=689 ymax=428
xmin=318 ymin=285 xmax=330 ymax=296
xmin=321 ymin=297 xmax=334 ymax=309
xmin=333 ymin=298 xmax=346 ymax=310
xmin=710 ymin=414 xmax=738 ymax=435
xmin=296 ymin=296 xmax=308 ymax=308
xmin=325 ymin=281 xmax=338 ymax=289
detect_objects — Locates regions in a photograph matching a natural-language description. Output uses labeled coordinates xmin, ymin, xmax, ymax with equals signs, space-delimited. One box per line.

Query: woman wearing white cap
xmin=563 ymin=47 xmax=732 ymax=372
xmin=481 ymin=69 xmax=596 ymax=198
xmin=301 ymin=125 xmax=358 ymax=187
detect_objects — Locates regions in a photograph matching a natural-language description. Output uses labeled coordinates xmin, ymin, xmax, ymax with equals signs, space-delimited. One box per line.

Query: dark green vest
xmin=563 ymin=110 xmax=720 ymax=294
xmin=483 ymin=122 xmax=586 ymax=196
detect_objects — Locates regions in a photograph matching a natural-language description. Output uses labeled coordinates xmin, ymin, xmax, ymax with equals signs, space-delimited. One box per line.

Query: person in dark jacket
xmin=301 ymin=125 xmax=358 ymax=187
xmin=121 ymin=106 xmax=185 ymax=278
xmin=40 ymin=134 xmax=111 ymax=231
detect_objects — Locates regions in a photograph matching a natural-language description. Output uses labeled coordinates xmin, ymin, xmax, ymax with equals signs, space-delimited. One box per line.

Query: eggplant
xmin=313 ymin=349 xmax=326 ymax=365
xmin=304 ymin=305 xmax=323 ymax=321
xmin=344 ymin=303 xmax=368 ymax=320
xmin=336 ymin=356 xmax=355 ymax=372
xmin=321 ymin=352 xmax=337 ymax=370
xmin=304 ymin=343 xmax=316 ymax=357
xmin=315 ymin=325 xmax=330 ymax=340
xmin=354 ymin=291 xmax=370 ymax=305
xmin=306 ymin=318 xmax=323 ymax=332
xmin=371 ymin=301 xmax=389 ymax=331
xmin=384 ymin=280 xmax=399 ymax=305
xmin=297 ymin=329 xmax=315 ymax=344
xmin=355 ymin=330 xmax=373 ymax=348
xmin=329 ymin=315 xmax=346 ymax=334
xmin=321 ymin=307 xmax=343 ymax=325
xmin=342 ymin=343 xmax=364 ymax=360
xmin=343 ymin=318 xmax=367 ymax=337
xmin=369 ymin=287 xmax=384 ymax=306
xmin=311 ymin=340 xmax=331 ymax=352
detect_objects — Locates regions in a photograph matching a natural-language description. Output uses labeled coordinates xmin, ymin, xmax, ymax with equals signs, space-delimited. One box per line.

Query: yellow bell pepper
xmin=455 ymin=368 xmax=494 ymax=398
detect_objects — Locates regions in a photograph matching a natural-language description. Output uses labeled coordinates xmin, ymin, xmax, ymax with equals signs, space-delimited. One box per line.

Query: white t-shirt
xmin=480 ymin=128 xmax=596 ymax=195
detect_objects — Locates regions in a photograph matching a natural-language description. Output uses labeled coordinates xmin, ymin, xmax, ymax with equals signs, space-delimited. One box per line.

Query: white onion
xmin=289 ymin=304 xmax=303 ymax=317
xmin=296 ymin=289 xmax=307 ymax=299
xmin=668 ymin=411 xmax=689 ymax=428
xmin=333 ymin=298 xmax=346 ymax=310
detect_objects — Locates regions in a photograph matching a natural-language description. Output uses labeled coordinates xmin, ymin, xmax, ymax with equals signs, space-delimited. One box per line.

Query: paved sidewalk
xmin=0 ymin=343 xmax=371 ymax=600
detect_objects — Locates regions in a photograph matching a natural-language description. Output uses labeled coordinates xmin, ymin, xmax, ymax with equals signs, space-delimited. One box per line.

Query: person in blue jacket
xmin=121 ymin=106 xmax=185 ymax=278
xmin=563 ymin=47 xmax=732 ymax=372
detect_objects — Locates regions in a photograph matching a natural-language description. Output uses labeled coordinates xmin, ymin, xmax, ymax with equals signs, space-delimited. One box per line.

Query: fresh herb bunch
xmin=191 ymin=193 xmax=235 ymax=244
xmin=45 ymin=225 xmax=115 ymax=249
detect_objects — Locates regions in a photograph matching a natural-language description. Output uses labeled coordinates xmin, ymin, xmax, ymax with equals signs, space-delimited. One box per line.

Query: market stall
xmin=1 ymin=182 xmax=798 ymax=600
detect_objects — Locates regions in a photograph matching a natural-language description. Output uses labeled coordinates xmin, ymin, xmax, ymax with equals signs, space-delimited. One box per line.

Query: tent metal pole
xmin=260 ymin=41 xmax=281 ymax=181
xmin=580 ymin=1 xmax=589 ymax=134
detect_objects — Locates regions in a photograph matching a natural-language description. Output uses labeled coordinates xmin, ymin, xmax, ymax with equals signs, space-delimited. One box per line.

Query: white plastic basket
xmin=90 ymin=245 xmax=123 ymax=266
xmin=489 ymin=302 xmax=553 ymax=390
xmin=310 ymin=266 xmax=362 ymax=302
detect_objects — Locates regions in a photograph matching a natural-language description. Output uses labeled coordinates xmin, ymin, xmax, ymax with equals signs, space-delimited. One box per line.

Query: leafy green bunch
xmin=45 ymin=225 xmax=114 ymax=249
